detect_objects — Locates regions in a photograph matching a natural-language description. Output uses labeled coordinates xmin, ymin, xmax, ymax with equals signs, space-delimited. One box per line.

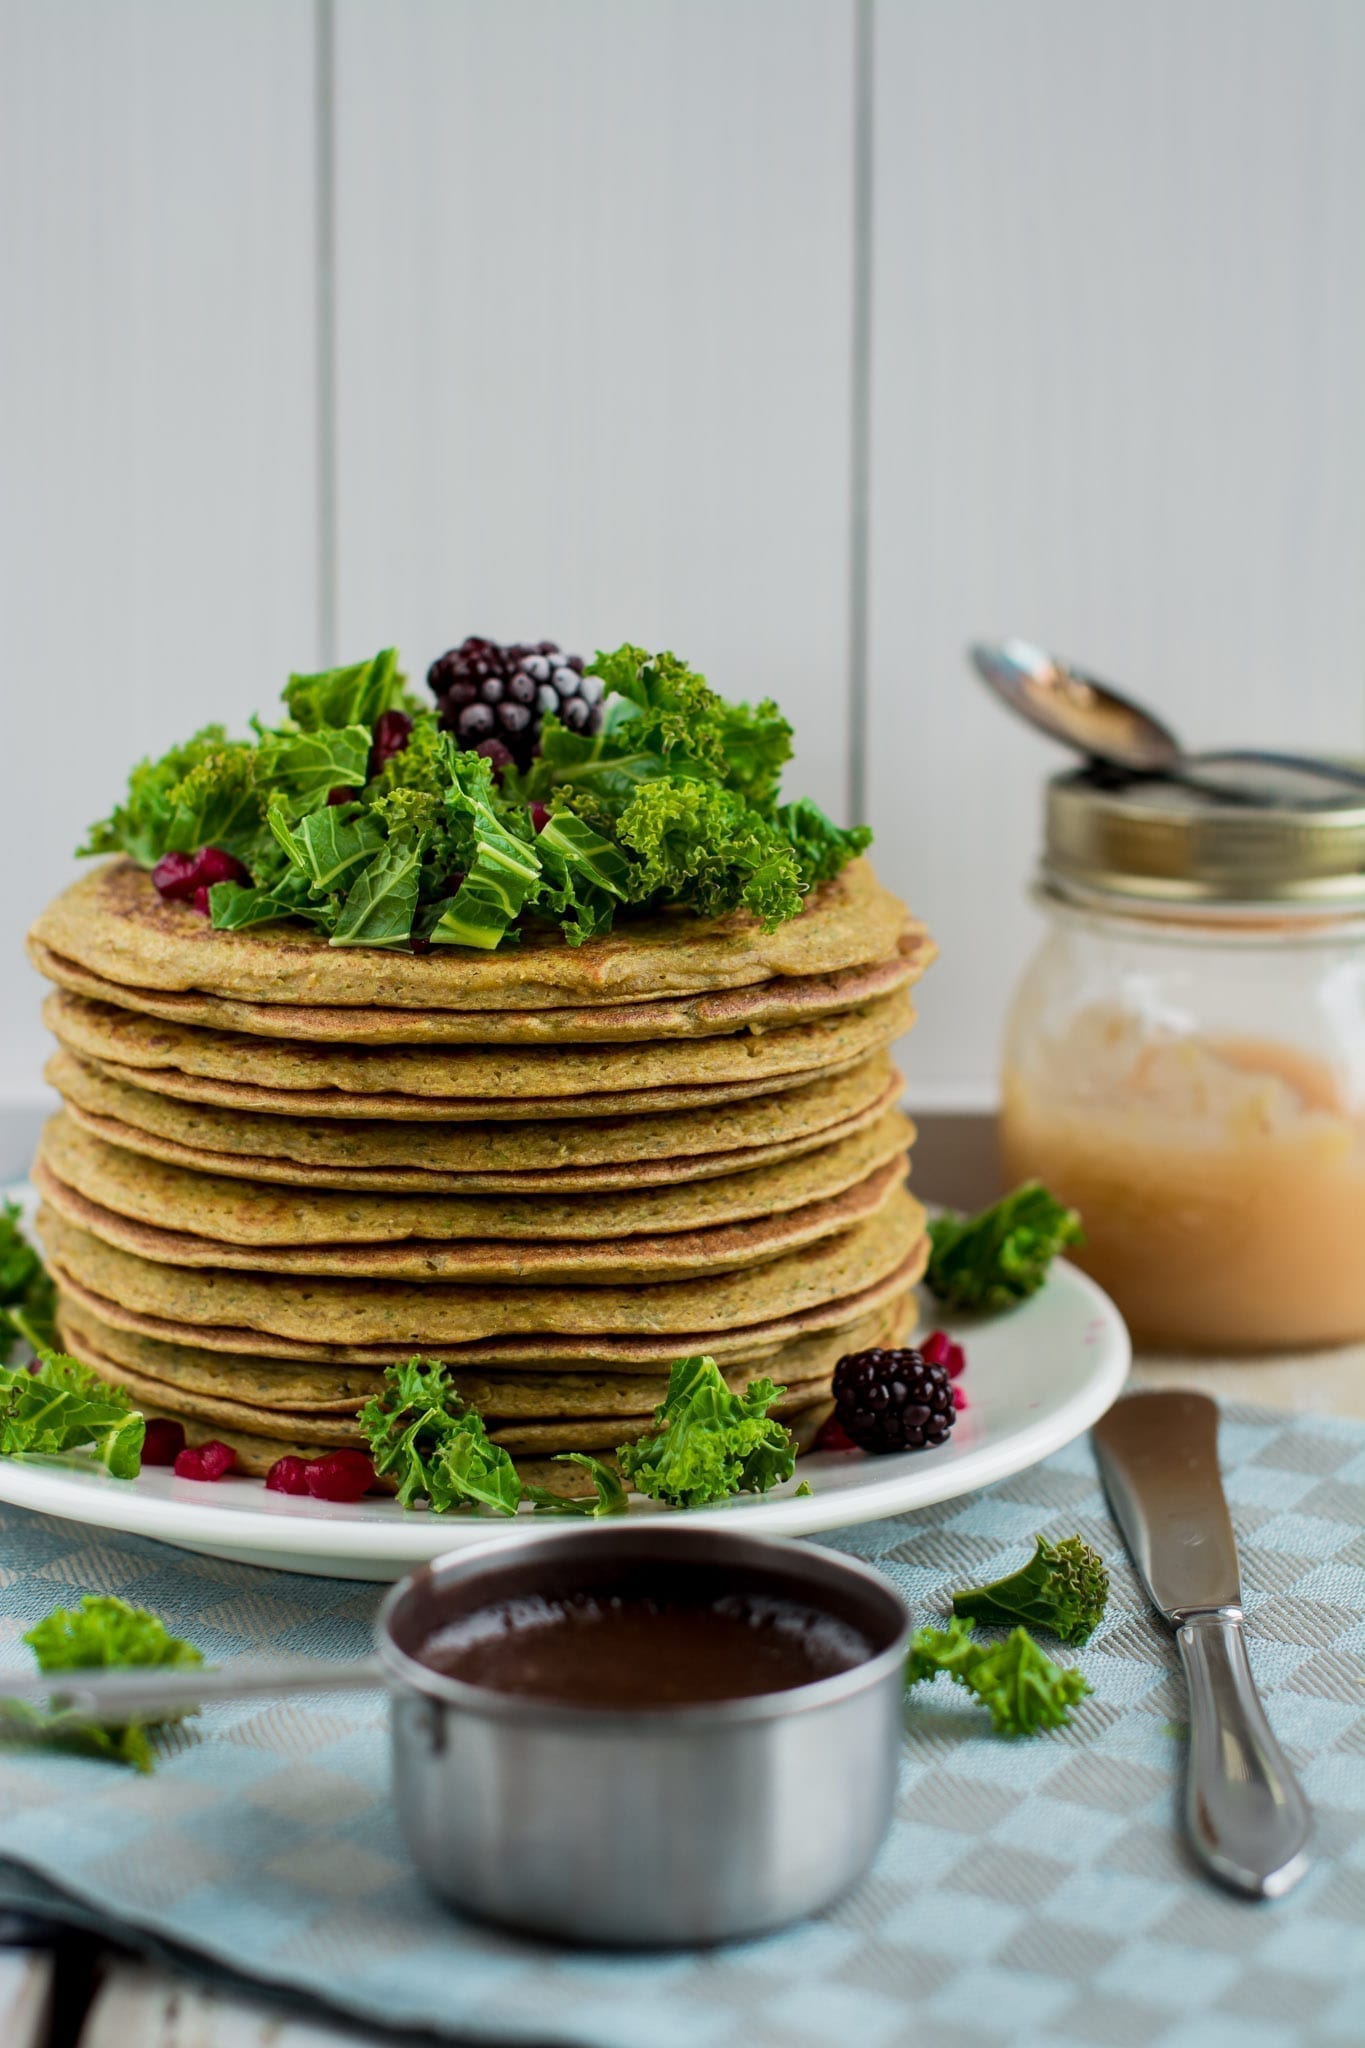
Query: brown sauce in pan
xmin=416 ymin=1587 xmax=872 ymax=1707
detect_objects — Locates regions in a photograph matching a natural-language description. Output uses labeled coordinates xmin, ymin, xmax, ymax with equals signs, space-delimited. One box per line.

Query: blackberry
xmin=830 ymin=1347 xmax=957 ymax=1455
xmin=426 ymin=636 xmax=604 ymax=771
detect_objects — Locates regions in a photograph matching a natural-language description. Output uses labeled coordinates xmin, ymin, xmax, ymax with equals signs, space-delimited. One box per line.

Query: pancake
xmin=32 ymin=856 xmax=908 ymax=1008
xmin=161 ymin=1416 xmax=620 ymax=1492
xmin=58 ymin=1333 xmax=835 ymax=1449
xmin=41 ymin=1203 xmax=927 ymax=1357
xmin=42 ymin=987 xmax=912 ymax=1106
xmin=38 ymin=1107 xmax=912 ymax=1245
xmin=56 ymin=1292 xmax=911 ymax=1417
xmin=48 ymin=1048 xmax=902 ymax=1191
xmin=29 ymin=925 xmax=933 ymax=1044
xmin=126 ymin=1411 xmax=832 ymax=1491
xmin=52 ymin=1265 xmax=921 ymax=1369
xmin=67 ymin=1045 xmax=892 ymax=1124
xmin=33 ymin=1147 xmax=909 ymax=1283
xmin=35 ymin=1187 xmax=922 ymax=1339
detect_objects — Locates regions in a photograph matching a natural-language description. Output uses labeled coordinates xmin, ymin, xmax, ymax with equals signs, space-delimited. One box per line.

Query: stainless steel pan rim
xmin=374 ymin=1524 xmax=911 ymax=1727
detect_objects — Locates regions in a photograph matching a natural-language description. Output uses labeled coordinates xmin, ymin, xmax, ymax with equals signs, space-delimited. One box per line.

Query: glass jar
xmin=1000 ymin=768 xmax=1365 ymax=1351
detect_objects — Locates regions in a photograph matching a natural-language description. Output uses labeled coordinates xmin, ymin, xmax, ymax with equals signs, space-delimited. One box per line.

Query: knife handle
xmin=1176 ymin=1609 xmax=1312 ymax=1899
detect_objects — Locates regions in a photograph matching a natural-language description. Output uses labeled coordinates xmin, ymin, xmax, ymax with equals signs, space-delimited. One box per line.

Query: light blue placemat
xmin=0 ymin=1401 xmax=1361 ymax=2048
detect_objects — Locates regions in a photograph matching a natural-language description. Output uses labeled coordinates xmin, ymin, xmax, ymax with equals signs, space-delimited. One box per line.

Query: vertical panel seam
xmin=846 ymin=0 xmax=875 ymax=827
xmin=315 ymin=0 xmax=338 ymax=666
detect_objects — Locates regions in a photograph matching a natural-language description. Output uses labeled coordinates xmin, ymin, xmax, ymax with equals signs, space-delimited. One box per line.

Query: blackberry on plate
xmin=427 ymin=636 xmax=604 ymax=771
xmin=830 ymin=1346 xmax=957 ymax=1455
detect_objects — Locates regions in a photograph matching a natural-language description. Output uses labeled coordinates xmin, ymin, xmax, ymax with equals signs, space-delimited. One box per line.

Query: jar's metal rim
xmin=1043 ymin=768 xmax=1365 ymax=910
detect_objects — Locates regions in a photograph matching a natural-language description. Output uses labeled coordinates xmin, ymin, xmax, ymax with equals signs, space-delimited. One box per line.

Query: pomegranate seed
xmin=530 ymin=803 xmax=551 ymax=833
xmin=265 ymin=1455 xmax=310 ymax=1495
xmin=409 ymin=935 xmax=432 ymax=955
xmin=304 ymin=1450 xmax=375 ymax=1503
xmin=953 ymin=1386 xmax=969 ymax=1411
xmin=197 ymin=848 xmax=248 ymax=887
xmin=327 ymin=785 xmax=360 ymax=806
xmin=814 ymin=1415 xmax=859 ymax=1453
xmin=152 ymin=846 xmax=250 ymax=903
xmin=151 ymin=851 xmax=199 ymax=898
xmin=191 ymin=886 xmax=211 ymax=916
xmin=368 ymin=708 xmax=413 ymax=777
xmin=142 ymin=1418 xmax=186 ymax=1466
xmin=921 ymin=1329 xmax=967 ymax=1379
xmin=174 ymin=1439 xmax=236 ymax=1482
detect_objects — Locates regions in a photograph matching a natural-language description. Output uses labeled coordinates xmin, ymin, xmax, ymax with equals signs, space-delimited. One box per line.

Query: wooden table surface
xmin=1132 ymin=1342 xmax=1365 ymax=1420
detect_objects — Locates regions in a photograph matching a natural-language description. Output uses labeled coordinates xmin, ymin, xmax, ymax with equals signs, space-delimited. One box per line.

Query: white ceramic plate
xmin=0 ymin=1257 xmax=1128 ymax=1579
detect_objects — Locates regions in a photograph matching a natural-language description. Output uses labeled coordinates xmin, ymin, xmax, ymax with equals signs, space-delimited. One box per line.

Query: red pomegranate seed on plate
xmin=265 ymin=1456 xmax=311 ymax=1495
xmin=920 ymin=1329 xmax=967 ymax=1379
xmin=174 ymin=1439 xmax=236 ymax=1482
xmin=142 ymin=1418 xmax=186 ymax=1466
xmin=304 ymin=1450 xmax=376 ymax=1503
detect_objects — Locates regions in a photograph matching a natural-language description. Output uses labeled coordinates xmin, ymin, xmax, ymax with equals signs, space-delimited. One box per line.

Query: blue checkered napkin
xmin=0 ymin=1399 xmax=1359 ymax=2048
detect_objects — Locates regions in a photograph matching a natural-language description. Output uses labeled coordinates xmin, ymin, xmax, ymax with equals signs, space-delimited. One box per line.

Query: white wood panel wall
xmin=1 ymin=0 xmax=319 ymax=1103
xmin=868 ymin=0 xmax=1365 ymax=1098
xmin=3 ymin=0 xmax=1363 ymax=1114
xmin=330 ymin=0 xmax=857 ymax=824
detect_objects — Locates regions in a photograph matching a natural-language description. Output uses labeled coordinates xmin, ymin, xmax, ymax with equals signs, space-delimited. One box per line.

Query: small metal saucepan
xmin=2 ymin=1528 xmax=911 ymax=1946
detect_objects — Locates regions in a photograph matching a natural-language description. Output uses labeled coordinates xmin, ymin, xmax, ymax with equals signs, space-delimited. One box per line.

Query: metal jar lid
xmin=1043 ymin=767 xmax=1365 ymax=910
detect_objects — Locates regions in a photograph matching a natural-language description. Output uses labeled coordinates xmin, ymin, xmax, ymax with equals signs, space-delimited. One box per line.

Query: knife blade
xmin=1093 ymin=1390 xmax=1311 ymax=1899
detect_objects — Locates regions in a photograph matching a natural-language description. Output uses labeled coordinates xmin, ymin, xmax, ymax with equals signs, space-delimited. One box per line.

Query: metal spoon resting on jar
xmin=970 ymin=639 xmax=1365 ymax=803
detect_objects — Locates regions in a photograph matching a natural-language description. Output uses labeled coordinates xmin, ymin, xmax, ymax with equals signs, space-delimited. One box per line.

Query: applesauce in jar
xmin=1001 ymin=768 xmax=1365 ymax=1350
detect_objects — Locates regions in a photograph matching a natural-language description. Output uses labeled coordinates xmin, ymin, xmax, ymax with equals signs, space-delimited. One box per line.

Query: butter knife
xmin=1092 ymin=1390 xmax=1311 ymax=1898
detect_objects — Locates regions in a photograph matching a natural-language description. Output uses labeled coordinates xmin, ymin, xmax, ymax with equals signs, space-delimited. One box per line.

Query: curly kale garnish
xmin=952 ymin=1535 xmax=1109 ymax=1646
xmin=0 ymin=1201 xmax=57 ymax=1363
xmin=0 ymin=1349 xmax=144 ymax=1479
xmin=80 ymin=725 xmax=261 ymax=869
xmin=359 ymin=1356 xmax=522 ymax=1515
xmin=81 ymin=642 xmax=871 ymax=952
xmin=358 ymin=1352 xmax=799 ymax=1517
xmin=617 ymin=1356 xmax=795 ymax=1509
xmin=522 ymin=1453 xmax=629 ymax=1518
xmin=908 ymin=1616 xmax=1092 ymax=1737
xmin=1 ymin=1595 xmax=203 ymax=1772
xmin=926 ymin=1182 xmax=1083 ymax=1314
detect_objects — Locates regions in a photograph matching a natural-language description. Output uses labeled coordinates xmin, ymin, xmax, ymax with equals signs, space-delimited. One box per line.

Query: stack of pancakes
xmin=27 ymin=857 xmax=933 ymax=1498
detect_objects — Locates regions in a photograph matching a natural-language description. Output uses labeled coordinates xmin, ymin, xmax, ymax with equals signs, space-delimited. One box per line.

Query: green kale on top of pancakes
xmin=81 ymin=643 xmax=871 ymax=952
